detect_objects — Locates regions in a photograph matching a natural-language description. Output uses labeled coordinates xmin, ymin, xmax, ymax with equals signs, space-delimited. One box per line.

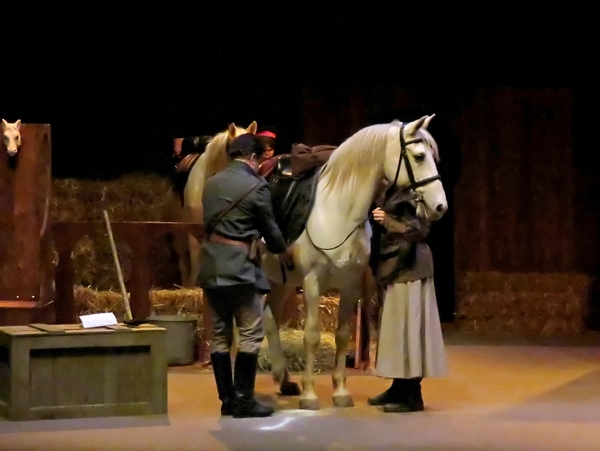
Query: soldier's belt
xmin=208 ymin=234 xmax=251 ymax=249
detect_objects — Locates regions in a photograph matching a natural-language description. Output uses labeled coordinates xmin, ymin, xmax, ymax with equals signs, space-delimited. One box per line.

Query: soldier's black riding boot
xmin=368 ymin=378 xmax=405 ymax=406
xmin=211 ymin=352 xmax=235 ymax=416
xmin=232 ymin=352 xmax=274 ymax=418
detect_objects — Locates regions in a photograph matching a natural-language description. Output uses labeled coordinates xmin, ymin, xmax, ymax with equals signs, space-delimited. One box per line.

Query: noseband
xmin=385 ymin=122 xmax=441 ymax=202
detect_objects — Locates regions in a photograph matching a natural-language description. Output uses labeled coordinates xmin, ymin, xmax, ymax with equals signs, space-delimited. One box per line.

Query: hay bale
xmin=296 ymin=293 xmax=340 ymax=332
xmin=258 ymin=328 xmax=337 ymax=373
xmin=74 ymin=285 xmax=128 ymax=318
xmin=74 ymin=285 xmax=204 ymax=323
xmin=51 ymin=173 xmax=182 ymax=222
xmin=456 ymin=272 xmax=595 ymax=337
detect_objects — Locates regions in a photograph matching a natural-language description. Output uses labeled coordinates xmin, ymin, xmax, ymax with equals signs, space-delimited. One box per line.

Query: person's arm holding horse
xmin=372 ymin=206 xmax=431 ymax=241
xmin=254 ymin=181 xmax=295 ymax=267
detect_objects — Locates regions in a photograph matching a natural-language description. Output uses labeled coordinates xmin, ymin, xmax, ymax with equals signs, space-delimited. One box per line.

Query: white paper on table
xmin=79 ymin=312 xmax=118 ymax=329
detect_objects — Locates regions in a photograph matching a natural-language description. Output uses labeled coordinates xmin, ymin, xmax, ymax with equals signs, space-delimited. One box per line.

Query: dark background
xmin=2 ymin=4 xmax=598 ymax=322
xmin=2 ymin=4 xmax=596 ymax=179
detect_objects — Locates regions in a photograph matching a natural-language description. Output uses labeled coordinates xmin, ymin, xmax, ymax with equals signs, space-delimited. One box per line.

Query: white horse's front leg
xmin=332 ymin=285 xmax=360 ymax=407
xmin=299 ymin=272 xmax=322 ymax=410
xmin=264 ymin=281 xmax=301 ymax=396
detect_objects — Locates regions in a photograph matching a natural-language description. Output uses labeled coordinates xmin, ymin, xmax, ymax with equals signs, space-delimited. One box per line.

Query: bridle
xmin=306 ymin=122 xmax=442 ymax=253
xmin=384 ymin=122 xmax=441 ymax=203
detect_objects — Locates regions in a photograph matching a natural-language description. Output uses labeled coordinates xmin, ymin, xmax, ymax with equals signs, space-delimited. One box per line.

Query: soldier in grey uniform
xmin=198 ymin=133 xmax=293 ymax=418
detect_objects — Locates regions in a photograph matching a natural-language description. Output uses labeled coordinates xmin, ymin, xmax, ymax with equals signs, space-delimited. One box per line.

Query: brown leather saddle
xmin=258 ymin=146 xmax=334 ymax=245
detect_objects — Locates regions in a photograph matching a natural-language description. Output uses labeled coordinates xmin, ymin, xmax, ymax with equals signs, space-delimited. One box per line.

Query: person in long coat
xmin=367 ymin=195 xmax=448 ymax=412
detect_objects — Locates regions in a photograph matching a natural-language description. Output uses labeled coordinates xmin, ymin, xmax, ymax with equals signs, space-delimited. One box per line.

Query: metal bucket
xmin=146 ymin=315 xmax=197 ymax=366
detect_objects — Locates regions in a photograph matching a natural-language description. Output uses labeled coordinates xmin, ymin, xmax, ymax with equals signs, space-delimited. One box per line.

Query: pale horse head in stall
xmin=2 ymin=119 xmax=22 ymax=156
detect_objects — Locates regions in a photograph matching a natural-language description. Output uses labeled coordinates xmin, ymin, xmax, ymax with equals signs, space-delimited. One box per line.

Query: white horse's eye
xmin=413 ymin=153 xmax=425 ymax=163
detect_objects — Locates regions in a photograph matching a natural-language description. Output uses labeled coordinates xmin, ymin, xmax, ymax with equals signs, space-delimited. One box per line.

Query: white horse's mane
xmin=321 ymin=122 xmax=395 ymax=194
xmin=319 ymin=120 xmax=441 ymax=199
xmin=203 ymin=129 xmax=231 ymax=176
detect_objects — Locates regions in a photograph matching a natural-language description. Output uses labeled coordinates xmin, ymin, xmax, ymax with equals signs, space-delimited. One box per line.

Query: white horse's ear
xmin=1 ymin=119 xmax=7 ymax=131
xmin=423 ymin=114 xmax=435 ymax=129
xmin=246 ymin=121 xmax=257 ymax=135
xmin=228 ymin=123 xmax=237 ymax=139
xmin=15 ymin=119 xmax=21 ymax=130
xmin=404 ymin=116 xmax=428 ymax=135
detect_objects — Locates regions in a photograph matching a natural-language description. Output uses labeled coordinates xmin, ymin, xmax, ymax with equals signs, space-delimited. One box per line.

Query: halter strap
xmin=387 ymin=123 xmax=441 ymax=201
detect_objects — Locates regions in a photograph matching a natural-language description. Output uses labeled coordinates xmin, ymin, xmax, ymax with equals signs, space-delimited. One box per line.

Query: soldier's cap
xmin=228 ymin=133 xmax=264 ymax=157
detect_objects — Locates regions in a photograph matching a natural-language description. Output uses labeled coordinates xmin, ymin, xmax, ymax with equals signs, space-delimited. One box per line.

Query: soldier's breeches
xmin=204 ymin=285 xmax=266 ymax=354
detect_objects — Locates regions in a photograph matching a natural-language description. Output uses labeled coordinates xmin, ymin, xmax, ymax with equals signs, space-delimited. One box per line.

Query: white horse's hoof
xmin=333 ymin=395 xmax=354 ymax=408
xmin=299 ymin=398 xmax=321 ymax=410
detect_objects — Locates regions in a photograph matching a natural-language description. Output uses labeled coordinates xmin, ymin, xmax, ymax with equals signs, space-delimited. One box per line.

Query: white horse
xmin=2 ymin=119 xmax=21 ymax=156
xmin=175 ymin=121 xmax=258 ymax=287
xmin=259 ymin=116 xmax=448 ymax=409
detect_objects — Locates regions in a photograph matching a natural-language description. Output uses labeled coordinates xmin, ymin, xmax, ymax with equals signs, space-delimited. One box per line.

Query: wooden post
xmin=51 ymin=221 xmax=97 ymax=324
xmin=0 ymin=124 xmax=53 ymax=326
xmin=127 ymin=228 xmax=153 ymax=320
xmin=53 ymin=237 xmax=77 ymax=324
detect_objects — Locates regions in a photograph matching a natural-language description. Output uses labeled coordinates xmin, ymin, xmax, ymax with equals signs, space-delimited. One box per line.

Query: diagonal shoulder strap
xmin=205 ymin=179 xmax=262 ymax=238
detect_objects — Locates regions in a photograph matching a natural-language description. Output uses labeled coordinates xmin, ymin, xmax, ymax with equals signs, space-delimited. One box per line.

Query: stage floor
xmin=2 ymin=334 xmax=600 ymax=450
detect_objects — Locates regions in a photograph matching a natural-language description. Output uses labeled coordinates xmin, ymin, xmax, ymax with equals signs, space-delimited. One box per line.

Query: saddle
xmin=258 ymin=154 xmax=292 ymax=179
xmin=260 ymin=143 xmax=337 ymax=244
xmin=291 ymin=143 xmax=337 ymax=177
xmin=171 ymin=135 xmax=213 ymax=206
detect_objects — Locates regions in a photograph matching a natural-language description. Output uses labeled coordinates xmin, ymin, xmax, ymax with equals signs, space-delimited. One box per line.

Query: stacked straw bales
xmin=455 ymin=271 xmax=595 ymax=337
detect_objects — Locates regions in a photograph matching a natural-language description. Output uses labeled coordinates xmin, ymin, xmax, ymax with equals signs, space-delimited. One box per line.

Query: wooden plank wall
xmin=0 ymin=124 xmax=54 ymax=323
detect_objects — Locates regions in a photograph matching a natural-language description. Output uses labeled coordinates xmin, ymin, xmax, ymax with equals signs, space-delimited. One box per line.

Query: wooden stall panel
xmin=0 ymin=124 xmax=53 ymax=326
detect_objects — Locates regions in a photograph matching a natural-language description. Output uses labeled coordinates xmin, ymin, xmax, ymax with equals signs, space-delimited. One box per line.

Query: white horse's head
xmin=383 ymin=116 xmax=447 ymax=221
xmin=2 ymin=119 xmax=22 ymax=157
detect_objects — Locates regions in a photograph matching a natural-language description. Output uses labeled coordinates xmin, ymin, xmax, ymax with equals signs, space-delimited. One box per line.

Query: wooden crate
xmin=0 ymin=323 xmax=167 ymax=421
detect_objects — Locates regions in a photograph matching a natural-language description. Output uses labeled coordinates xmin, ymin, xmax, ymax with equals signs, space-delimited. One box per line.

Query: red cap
xmin=257 ymin=130 xmax=277 ymax=139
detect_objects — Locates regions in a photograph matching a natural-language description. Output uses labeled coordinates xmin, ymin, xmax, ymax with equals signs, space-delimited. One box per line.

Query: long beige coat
xmin=374 ymin=207 xmax=448 ymax=379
